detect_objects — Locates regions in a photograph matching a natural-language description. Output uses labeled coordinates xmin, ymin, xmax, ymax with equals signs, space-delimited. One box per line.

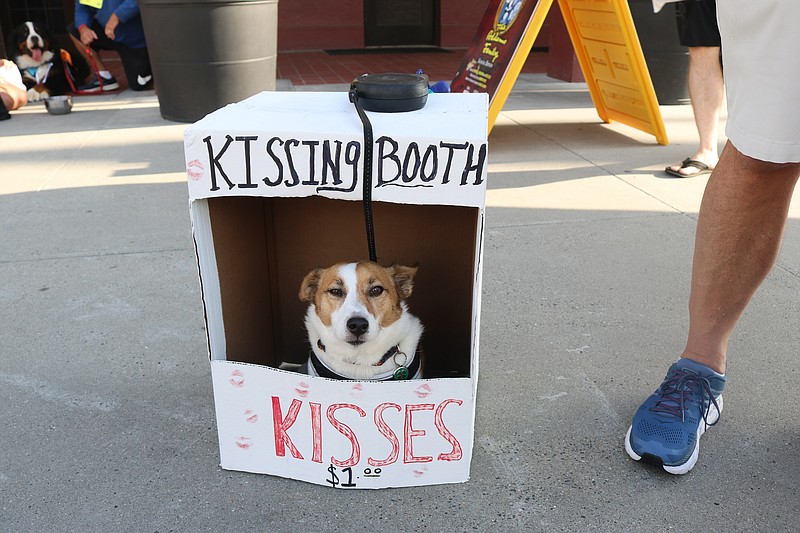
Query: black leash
xmin=348 ymin=73 xmax=428 ymax=263
xmin=348 ymin=83 xmax=378 ymax=263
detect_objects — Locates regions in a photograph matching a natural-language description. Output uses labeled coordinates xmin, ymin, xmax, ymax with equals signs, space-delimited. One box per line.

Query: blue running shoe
xmin=625 ymin=358 xmax=725 ymax=474
xmin=78 ymin=74 xmax=119 ymax=92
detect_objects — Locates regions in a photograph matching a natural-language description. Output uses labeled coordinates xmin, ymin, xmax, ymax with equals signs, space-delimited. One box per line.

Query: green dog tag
xmin=393 ymin=367 xmax=409 ymax=380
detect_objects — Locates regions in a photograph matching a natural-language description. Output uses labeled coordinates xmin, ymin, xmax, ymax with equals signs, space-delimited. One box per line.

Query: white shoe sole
xmin=625 ymin=395 xmax=723 ymax=475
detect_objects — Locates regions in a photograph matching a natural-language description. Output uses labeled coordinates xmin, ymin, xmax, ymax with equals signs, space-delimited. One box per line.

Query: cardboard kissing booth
xmin=184 ymin=90 xmax=488 ymax=488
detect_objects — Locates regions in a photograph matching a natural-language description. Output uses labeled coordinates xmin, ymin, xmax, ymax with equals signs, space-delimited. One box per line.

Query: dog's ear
xmin=390 ymin=264 xmax=418 ymax=300
xmin=299 ymin=268 xmax=323 ymax=302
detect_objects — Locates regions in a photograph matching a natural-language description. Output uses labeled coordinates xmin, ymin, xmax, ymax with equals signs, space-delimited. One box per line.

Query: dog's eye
xmin=369 ymin=286 xmax=385 ymax=297
xmin=327 ymin=287 xmax=343 ymax=297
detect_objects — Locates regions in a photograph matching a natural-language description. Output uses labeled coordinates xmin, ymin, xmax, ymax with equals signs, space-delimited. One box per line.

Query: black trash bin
xmin=139 ymin=0 xmax=278 ymax=122
xmin=628 ymin=0 xmax=689 ymax=105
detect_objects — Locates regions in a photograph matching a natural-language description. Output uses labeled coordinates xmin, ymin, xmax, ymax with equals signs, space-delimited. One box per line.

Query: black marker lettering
xmin=235 ymin=136 xmax=258 ymax=188
xmin=301 ymin=140 xmax=320 ymax=186
xmin=402 ymin=143 xmax=421 ymax=183
xmin=376 ymin=136 xmax=401 ymax=186
xmin=264 ymin=137 xmax=284 ymax=186
xmin=420 ymin=144 xmax=438 ymax=182
xmin=284 ymin=138 xmax=300 ymax=187
xmin=321 ymin=140 xmax=342 ymax=186
xmin=439 ymin=142 xmax=468 ymax=185
xmin=204 ymin=135 xmax=235 ymax=191
xmin=461 ymin=143 xmax=487 ymax=186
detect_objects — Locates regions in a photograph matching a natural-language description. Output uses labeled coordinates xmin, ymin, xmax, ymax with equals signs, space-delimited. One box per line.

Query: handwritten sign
xmin=212 ymin=361 xmax=474 ymax=488
xmin=184 ymin=92 xmax=489 ymax=208
xmin=194 ymin=134 xmax=486 ymax=194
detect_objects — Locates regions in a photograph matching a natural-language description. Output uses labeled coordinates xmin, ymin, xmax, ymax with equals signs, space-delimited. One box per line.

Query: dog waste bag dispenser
xmin=184 ymin=88 xmax=488 ymax=489
xmin=139 ymin=0 xmax=278 ymax=122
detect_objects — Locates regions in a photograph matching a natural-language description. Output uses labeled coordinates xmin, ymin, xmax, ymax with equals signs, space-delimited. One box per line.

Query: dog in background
xmin=8 ymin=21 xmax=70 ymax=102
xmin=299 ymin=261 xmax=424 ymax=381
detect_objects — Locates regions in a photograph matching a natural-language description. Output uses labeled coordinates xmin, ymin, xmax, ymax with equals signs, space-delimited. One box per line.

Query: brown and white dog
xmin=299 ymin=261 xmax=424 ymax=381
xmin=8 ymin=21 xmax=69 ymax=102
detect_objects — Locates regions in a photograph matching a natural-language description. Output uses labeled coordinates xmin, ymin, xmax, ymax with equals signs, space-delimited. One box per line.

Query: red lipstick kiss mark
xmin=244 ymin=409 xmax=258 ymax=423
xmin=186 ymin=159 xmax=204 ymax=181
xmin=414 ymin=383 xmax=433 ymax=399
xmin=350 ymin=382 xmax=365 ymax=399
xmin=235 ymin=437 xmax=252 ymax=449
xmin=229 ymin=369 xmax=245 ymax=388
xmin=295 ymin=381 xmax=310 ymax=397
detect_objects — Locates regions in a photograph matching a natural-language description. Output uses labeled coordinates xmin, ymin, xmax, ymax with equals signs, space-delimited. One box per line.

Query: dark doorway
xmin=364 ymin=0 xmax=437 ymax=47
xmin=1 ymin=0 xmax=74 ymax=57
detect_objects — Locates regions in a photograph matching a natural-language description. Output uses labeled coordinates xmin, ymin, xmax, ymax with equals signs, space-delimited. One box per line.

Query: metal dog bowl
xmin=45 ymin=95 xmax=73 ymax=115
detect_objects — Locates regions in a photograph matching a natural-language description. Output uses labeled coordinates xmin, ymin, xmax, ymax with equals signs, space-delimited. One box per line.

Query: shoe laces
xmin=651 ymin=369 xmax=721 ymax=426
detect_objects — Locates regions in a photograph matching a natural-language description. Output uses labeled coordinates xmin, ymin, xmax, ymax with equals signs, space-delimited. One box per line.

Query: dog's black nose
xmin=346 ymin=317 xmax=369 ymax=336
xmin=31 ymin=36 xmax=39 ymax=44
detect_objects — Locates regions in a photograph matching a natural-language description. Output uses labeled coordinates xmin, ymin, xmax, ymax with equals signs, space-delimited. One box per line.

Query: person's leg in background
xmin=679 ymin=45 xmax=724 ymax=174
xmin=666 ymin=0 xmax=724 ymax=178
xmin=67 ymin=22 xmax=120 ymax=91
xmin=117 ymin=44 xmax=153 ymax=91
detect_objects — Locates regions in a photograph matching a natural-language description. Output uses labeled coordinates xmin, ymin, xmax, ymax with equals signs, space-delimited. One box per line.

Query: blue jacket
xmin=74 ymin=0 xmax=148 ymax=49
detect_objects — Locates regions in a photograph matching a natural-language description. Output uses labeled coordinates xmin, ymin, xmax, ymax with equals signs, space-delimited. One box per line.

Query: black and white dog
xmin=8 ymin=21 xmax=70 ymax=102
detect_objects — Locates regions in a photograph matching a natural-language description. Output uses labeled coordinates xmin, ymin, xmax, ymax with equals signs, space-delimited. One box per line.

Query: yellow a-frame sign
xmin=452 ymin=0 xmax=669 ymax=145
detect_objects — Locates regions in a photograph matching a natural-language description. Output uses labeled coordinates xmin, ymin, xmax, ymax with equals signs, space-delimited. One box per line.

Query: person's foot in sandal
xmin=665 ymin=153 xmax=718 ymax=178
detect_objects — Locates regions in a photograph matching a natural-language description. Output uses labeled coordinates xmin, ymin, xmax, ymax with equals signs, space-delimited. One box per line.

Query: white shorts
xmin=718 ymin=1 xmax=800 ymax=163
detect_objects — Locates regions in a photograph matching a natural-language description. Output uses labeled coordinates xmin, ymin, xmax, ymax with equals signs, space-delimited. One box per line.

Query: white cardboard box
xmin=184 ymin=91 xmax=488 ymax=488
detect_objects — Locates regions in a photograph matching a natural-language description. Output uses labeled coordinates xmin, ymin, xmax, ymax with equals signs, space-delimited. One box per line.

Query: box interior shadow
xmin=208 ymin=195 xmax=479 ymax=378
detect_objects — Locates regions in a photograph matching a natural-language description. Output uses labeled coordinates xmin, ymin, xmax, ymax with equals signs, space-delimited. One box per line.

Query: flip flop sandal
xmin=665 ymin=158 xmax=712 ymax=178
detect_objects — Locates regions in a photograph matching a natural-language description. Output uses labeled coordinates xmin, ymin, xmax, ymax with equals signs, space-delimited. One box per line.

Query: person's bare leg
xmin=1 ymin=87 xmax=22 ymax=113
xmin=1 ymin=59 xmax=28 ymax=112
xmin=668 ymin=46 xmax=724 ymax=176
xmin=682 ymin=142 xmax=800 ymax=373
xmin=688 ymin=47 xmax=724 ymax=167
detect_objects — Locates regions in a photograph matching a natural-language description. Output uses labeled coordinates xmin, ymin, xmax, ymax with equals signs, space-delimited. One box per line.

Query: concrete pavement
xmin=1 ymin=75 xmax=798 ymax=532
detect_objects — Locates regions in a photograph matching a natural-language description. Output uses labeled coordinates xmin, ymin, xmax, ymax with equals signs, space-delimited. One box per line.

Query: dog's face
xmin=299 ymin=261 xmax=417 ymax=347
xmin=10 ymin=21 xmax=53 ymax=68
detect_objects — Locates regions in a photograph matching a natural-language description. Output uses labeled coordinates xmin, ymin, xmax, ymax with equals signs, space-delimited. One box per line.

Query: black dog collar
xmin=311 ymin=341 xmax=421 ymax=381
